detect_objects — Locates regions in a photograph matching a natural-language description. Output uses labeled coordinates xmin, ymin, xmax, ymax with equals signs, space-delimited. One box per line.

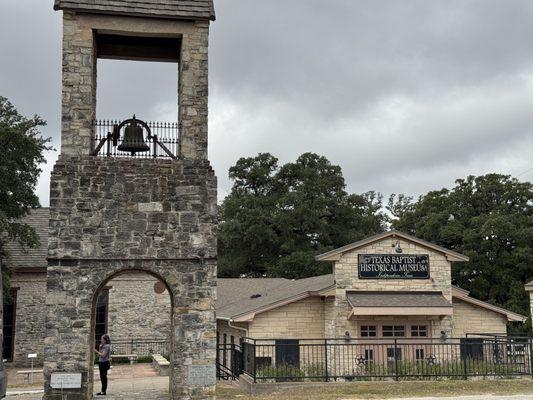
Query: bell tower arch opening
xmin=44 ymin=1 xmax=217 ymax=399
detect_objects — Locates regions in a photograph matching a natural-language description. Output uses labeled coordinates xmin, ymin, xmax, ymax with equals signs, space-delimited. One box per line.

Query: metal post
xmin=394 ymin=339 xmax=399 ymax=381
xmin=462 ymin=345 xmax=468 ymax=380
xmin=106 ymin=132 xmax=112 ymax=156
xmin=323 ymin=338 xmax=329 ymax=382
xmin=153 ymin=134 xmax=158 ymax=158
xmin=529 ymin=339 xmax=533 ymax=378
xmin=253 ymin=339 xmax=257 ymax=383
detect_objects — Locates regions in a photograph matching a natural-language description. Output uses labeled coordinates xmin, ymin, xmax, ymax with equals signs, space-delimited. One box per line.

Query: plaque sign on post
xmin=50 ymin=373 xmax=82 ymax=389
xmin=187 ymin=365 xmax=216 ymax=386
xmin=358 ymin=254 xmax=430 ymax=279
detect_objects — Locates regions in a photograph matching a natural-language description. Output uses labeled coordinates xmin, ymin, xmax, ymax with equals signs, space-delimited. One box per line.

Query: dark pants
xmin=99 ymin=361 xmax=110 ymax=393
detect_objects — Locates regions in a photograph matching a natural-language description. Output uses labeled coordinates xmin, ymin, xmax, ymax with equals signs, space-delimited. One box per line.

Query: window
xmin=411 ymin=325 xmax=428 ymax=337
xmin=415 ymin=348 xmax=425 ymax=361
xmin=364 ymin=349 xmax=374 ymax=362
xmin=387 ymin=347 xmax=402 ymax=361
xmin=94 ymin=289 xmax=109 ymax=348
xmin=360 ymin=325 xmax=377 ymax=337
xmin=382 ymin=325 xmax=405 ymax=337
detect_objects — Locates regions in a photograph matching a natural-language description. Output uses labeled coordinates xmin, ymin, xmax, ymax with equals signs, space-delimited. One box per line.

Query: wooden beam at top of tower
xmin=96 ymin=34 xmax=181 ymax=63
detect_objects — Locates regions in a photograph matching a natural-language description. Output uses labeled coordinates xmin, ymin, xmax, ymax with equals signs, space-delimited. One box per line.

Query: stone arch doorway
xmin=89 ymin=268 xmax=173 ymax=398
xmin=44 ymin=258 xmax=216 ymax=400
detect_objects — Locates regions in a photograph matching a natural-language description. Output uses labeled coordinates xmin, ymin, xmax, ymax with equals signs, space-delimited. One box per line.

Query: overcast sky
xmin=1 ymin=0 xmax=533 ymax=206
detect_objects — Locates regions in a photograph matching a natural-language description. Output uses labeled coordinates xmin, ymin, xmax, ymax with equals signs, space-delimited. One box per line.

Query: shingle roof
xmin=346 ymin=291 xmax=452 ymax=308
xmin=3 ymin=208 xmax=49 ymax=269
xmin=217 ymin=274 xmax=335 ymax=321
xmin=54 ymin=0 xmax=216 ymax=21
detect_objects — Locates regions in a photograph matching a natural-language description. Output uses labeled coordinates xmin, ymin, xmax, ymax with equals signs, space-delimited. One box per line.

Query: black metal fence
xmin=224 ymin=337 xmax=533 ymax=382
xmin=111 ymin=338 xmax=170 ymax=357
xmin=217 ymin=343 xmax=243 ymax=380
xmin=92 ymin=119 xmax=179 ymax=159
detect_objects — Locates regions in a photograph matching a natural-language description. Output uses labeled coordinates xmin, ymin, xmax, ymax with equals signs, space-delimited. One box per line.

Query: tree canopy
xmin=218 ymin=152 xmax=387 ymax=278
xmin=0 ymin=96 xmax=51 ymax=297
xmin=389 ymin=174 xmax=533 ymax=332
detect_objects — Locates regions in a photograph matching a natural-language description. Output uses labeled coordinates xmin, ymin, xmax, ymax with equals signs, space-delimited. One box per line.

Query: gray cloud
xmin=1 ymin=0 xmax=532 ymax=205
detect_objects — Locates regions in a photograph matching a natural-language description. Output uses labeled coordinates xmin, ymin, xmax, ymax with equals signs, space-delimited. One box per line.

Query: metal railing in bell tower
xmin=92 ymin=116 xmax=179 ymax=159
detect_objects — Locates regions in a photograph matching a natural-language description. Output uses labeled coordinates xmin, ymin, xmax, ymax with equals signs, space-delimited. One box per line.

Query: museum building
xmin=3 ymin=209 xmax=526 ymax=367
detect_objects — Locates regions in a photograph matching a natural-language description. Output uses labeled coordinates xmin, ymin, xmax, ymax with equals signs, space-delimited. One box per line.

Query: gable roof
xmin=216 ymin=274 xmax=335 ymax=322
xmin=54 ymin=0 xmax=216 ymax=21
xmin=315 ymin=230 xmax=469 ymax=262
xmin=3 ymin=208 xmax=49 ymax=270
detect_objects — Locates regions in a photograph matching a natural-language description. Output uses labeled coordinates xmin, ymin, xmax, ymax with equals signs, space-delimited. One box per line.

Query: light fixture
xmin=395 ymin=240 xmax=403 ymax=253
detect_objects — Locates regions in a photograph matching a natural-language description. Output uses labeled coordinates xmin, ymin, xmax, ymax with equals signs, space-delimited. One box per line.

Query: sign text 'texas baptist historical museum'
xmin=358 ymin=254 xmax=430 ymax=279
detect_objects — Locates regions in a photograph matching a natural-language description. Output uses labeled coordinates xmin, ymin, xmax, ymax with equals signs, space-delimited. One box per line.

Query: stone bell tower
xmin=44 ymin=1 xmax=217 ymax=399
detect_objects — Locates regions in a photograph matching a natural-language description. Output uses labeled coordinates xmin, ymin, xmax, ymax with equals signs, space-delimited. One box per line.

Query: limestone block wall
xmin=332 ymin=237 xmax=453 ymax=338
xmin=48 ymin=157 xmax=217 ymax=260
xmin=216 ymin=320 xmax=247 ymax=344
xmin=246 ymin=297 xmax=326 ymax=370
xmin=60 ymin=12 xmax=209 ymax=160
xmin=45 ymin=156 xmax=217 ymax=400
xmin=107 ymin=272 xmax=171 ymax=341
xmin=452 ymin=298 xmax=507 ymax=337
xmin=10 ymin=272 xmax=47 ymax=367
xmin=247 ymin=297 xmax=326 ymax=340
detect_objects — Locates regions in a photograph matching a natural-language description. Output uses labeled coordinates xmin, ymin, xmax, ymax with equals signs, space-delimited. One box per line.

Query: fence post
xmin=323 ymin=339 xmax=329 ymax=382
xmin=253 ymin=339 xmax=257 ymax=383
xmin=462 ymin=344 xmax=468 ymax=380
xmin=529 ymin=339 xmax=533 ymax=378
xmin=394 ymin=339 xmax=399 ymax=381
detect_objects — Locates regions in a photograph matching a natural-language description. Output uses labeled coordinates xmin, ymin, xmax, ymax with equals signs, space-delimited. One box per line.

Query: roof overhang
xmin=346 ymin=290 xmax=453 ymax=319
xmin=348 ymin=307 xmax=453 ymax=319
xmin=316 ymin=231 xmax=469 ymax=262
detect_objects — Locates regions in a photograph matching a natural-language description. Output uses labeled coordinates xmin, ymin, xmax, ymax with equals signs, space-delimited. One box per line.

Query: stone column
xmin=60 ymin=12 xmax=97 ymax=156
xmin=178 ymin=21 xmax=209 ymax=160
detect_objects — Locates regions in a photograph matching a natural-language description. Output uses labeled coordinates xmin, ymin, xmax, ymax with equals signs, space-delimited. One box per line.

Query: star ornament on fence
xmin=426 ymin=354 xmax=437 ymax=365
xmin=355 ymin=355 xmax=367 ymax=366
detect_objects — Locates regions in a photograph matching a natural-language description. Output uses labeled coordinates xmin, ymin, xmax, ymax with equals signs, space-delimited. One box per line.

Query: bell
xmin=117 ymin=118 xmax=150 ymax=155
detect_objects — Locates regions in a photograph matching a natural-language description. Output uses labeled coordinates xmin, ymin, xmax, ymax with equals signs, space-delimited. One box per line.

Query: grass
xmin=216 ymin=378 xmax=533 ymax=399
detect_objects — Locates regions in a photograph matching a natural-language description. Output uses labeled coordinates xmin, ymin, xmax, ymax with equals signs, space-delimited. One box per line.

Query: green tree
xmin=0 ymin=96 xmax=51 ymax=298
xmin=389 ymin=174 xmax=533 ymax=333
xmin=219 ymin=152 xmax=387 ymax=278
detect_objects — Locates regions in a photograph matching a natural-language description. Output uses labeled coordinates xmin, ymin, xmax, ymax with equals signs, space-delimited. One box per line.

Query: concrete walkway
xmin=6 ymin=364 xmax=170 ymax=400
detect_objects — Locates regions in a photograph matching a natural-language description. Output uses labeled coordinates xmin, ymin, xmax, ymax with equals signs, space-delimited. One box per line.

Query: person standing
xmin=94 ymin=334 xmax=111 ymax=396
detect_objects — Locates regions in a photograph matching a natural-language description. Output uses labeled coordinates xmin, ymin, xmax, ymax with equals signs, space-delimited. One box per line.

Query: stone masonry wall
xmin=247 ymin=297 xmax=326 ymax=339
xmin=45 ymin=156 xmax=217 ymax=400
xmin=332 ymin=237 xmax=454 ymax=339
xmin=59 ymin=12 xmax=208 ymax=159
xmin=452 ymin=298 xmax=507 ymax=337
xmin=107 ymin=272 xmax=171 ymax=341
xmin=48 ymin=157 xmax=217 ymax=260
xmin=10 ymin=272 xmax=47 ymax=367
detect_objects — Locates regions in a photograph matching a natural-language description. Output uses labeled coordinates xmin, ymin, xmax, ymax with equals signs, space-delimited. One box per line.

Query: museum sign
xmin=358 ymin=254 xmax=430 ymax=279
